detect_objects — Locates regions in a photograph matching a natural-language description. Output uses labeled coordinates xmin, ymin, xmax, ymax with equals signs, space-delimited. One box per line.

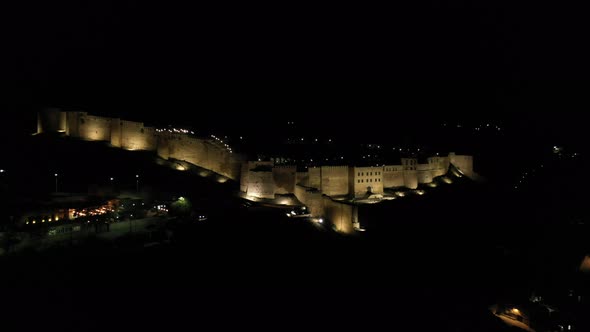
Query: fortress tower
xmin=37 ymin=108 xmax=66 ymax=134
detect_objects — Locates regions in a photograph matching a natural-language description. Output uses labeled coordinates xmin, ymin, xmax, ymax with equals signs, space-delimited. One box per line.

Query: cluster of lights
xmin=443 ymin=122 xmax=502 ymax=131
xmin=73 ymin=206 xmax=114 ymax=218
xmin=474 ymin=123 xmax=502 ymax=132
xmin=26 ymin=215 xmax=61 ymax=225
xmin=211 ymin=135 xmax=233 ymax=154
xmin=514 ymin=163 xmax=543 ymax=190
xmin=154 ymin=205 xmax=169 ymax=213
xmin=287 ymin=137 xmax=333 ymax=143
xmin=156 ymin=128 xmax=194 ymax=135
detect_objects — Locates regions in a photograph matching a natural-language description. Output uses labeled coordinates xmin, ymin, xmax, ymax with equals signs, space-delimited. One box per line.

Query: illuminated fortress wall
xmin=273 ymin=166 xmax=297 ymax=195
xmin=296 ymin=171 xmax=309 ymax=187
xmin=159 ymin=135 xmax=241 ymax=180
xmin=320 ymin=166 xmax=349 ymax=196
xmin=39 ymin=110 xmax=244 ymax=181
xmin=402 ymin=158 xmax=419 ymax=189
xmin=308 ymin=167 xmax=321 ymax=189
xmin=241 ymin=161 xmax=274 ymax=193
xmin=65 ymin=111 xmax=84 ymax=137
xmin=294 ymin=185 xmax=323 ymax=217
xmin=323 ymin=197 xmax=358 ymax=234
xmin=449 ymin=153 xmax=474 ymax=178
xmin=417 ymin=164 xmax=434 ymax=184
xmin=110 ymin=118 xmax=122 ymax=147
xmin=383 ymin=165 xmax=404 ymax=188
xmin=120 ymin=120 xmax=157 ymax=151
xmin=37 ymin=108 xmax=67 ymax=134
xmin=247 ymin=169 xmax=275 ymax=199
xmin=78 ymin=114 xmax=112 ymax=142
xmin=293 ymin=184 xmax=359 ymax=234
xmin=349 ymin=166 xmax=384 ymax=197
xmin=428 ymin=156 xmax=450 ymax=178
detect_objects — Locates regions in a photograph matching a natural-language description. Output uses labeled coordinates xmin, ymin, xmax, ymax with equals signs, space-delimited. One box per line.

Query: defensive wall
xmin=38 ymin=109 xmax=475 ymax=235
xmin=38 ymin=109 xmax=243 ymax=180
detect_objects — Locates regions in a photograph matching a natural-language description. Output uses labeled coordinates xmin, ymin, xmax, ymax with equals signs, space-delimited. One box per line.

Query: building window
xmin=358 ymin=172 xmax=360 ymax=176
xmin=370 ymin=172 xmax=373 ymax=176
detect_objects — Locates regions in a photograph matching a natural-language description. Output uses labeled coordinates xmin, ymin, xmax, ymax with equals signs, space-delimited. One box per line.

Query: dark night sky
xmin=1 ymin=1 xmax=588 ymax=146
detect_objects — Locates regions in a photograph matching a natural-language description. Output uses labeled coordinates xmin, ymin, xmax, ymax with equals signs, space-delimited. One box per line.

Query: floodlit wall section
xmin=323 ymin=197 xmax=358 ymax=234
xmin=240 ymin=161 xmax=274 ymax=194
xmin=120 ymin=120 xmax=157 ymax=151
xmin=320 ymin=166 xmax=349 ymax=196
xmin=273 ymin=166 xmax=297 ymax=195
xmin=402 ymin=158 xmax=418 ymax=189
xmin=294 ymin=185 xmax=323 ymax=217
xmin=308 ymin=167 xmax=321 ymax=189
xmin=78 ymin=114 xmax=112 ymax=142
xmin=417 ymin=164 xmax=433 ymax=184
xmin=246 ymin=170 xmax=275 ymax=199
xmin=383 ymin=165 xmax=404 ymax=188
xmin=37 ymin=109 xmax=67 ymax=134
xmin=428 ymin=156 xmax=450 ymax=178
xmin=449 ymin=153 xmax=474 ymax=178
xmin=349 ymin=166 xmax=384 ymax=197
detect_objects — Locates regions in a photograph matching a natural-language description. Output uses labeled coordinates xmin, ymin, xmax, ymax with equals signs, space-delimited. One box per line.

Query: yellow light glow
xmin=48 ymin=218 xmax=52 ymax=222
xmin=26 ymin=221 xmax=29 ymax=225
xmin=42 ymin=219 xmax=45 ymax=223
xmin=442 ymin=177 xmax=453 ymax=184
xmin=395 ymin=191 xmax=406 ymax=197
xmin=511 ymin=308 xmax=520 ymax=315
xmin=32 ymin=221 xmax=36 ymax=224
xmin=55 ymin=216 xmax=59 ymax=221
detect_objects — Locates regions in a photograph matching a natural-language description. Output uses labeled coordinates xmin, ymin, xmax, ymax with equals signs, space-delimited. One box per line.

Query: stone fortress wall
xmin=38 ymin=109 xmax=475 ymax=235
xmin=38 ymin=109 xmax=244 ymax=180
xmin=241 ymin=152 xmax=475 ymax=233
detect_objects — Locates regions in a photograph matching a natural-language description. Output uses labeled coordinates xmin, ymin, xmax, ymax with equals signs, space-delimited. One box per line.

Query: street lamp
xmin=54 ymin=173 xmax=58 ymax=193
xmin=136 ymin=174 xmax=140 ymax=192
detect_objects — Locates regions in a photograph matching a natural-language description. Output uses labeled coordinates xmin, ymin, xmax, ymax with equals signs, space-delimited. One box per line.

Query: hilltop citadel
xmin=38 ymin=109 xmax=475 ymax=233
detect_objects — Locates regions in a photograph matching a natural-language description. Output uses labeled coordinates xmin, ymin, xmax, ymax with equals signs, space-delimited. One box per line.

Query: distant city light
xmin=0 ymin=169 xmax=4 ymax=173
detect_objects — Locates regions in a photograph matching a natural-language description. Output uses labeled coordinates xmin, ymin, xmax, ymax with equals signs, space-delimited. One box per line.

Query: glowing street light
xmin=136 ymin=174 xmax=140 ymax=192
xmin=54 ymin=173 xmax=58 ymax=193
